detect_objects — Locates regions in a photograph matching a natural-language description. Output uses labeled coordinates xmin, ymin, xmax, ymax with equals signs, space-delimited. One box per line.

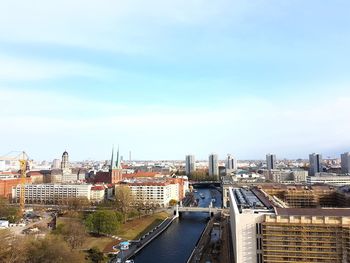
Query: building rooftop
xmin=275 ymin=207 xmax=350 ymax=217
xmin=233 ymin=188 xmax=267 ymax=209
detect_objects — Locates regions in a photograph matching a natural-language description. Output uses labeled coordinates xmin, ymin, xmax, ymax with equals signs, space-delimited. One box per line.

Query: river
xmin=132 ymin=187 xmax=222 ymax=263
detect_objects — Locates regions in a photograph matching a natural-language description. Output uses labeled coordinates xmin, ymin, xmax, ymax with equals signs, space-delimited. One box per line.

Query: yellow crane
xmin=0 ymin=151 xmax=29 ymax=214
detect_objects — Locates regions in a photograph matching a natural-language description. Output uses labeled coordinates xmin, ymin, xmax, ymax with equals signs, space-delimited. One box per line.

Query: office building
xmin=307 ymin=172 xmax=350 ymax=186
xmin=229 ymin=184 xmax=350 ymax=263
xmin=309 ymin=153 xmax=322 ymax=176
xmin=263 ymin=169 xmax=308 ymax=184
xmin=185 ymin=155 xmax=196 ymax=175
xmin=209 ymin=154 xmax=219 ymax=177
xmin=229 ymin=187 xmax=273 ymax=263
xmin=266 ymin=154 xmax=276 ymax=170
xmin=226 ymin=154 xmax=237 ymax=173
xmin=341 ymin=152 xmax=350 ymax=174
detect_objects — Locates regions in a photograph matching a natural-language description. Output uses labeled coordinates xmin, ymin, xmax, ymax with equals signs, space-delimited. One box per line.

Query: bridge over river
xmin=174 ymin=204 xmax=222 ymax=218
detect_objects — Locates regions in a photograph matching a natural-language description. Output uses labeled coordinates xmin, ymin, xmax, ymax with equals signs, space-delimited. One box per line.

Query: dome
xmin=62 ymin=150 xmax=68 ymax=156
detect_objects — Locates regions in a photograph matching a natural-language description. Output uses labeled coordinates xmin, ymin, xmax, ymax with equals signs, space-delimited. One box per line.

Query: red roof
xmin=123 ymin=172 xmax=159 ymax=179
xmin=128 ymin=181 xmax=169 ymax=186
xmin=27 ymin=171 xmax=44 ymax=176
xmin=91 ymin=185 xmax=105 ymax=191
xmin=0 ymin=171 xmax=19 ymax=175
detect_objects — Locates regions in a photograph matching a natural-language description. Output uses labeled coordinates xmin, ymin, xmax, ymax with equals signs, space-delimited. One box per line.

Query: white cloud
xmin=0 ymin=54 xmax=118 ymax=81
xmin=1 ymin=88 xmax=350 ymax=160
xmin=0 ymin=1 xmax=258 ymax=54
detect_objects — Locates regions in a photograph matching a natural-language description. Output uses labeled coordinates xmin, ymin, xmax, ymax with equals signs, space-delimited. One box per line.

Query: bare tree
xmin=26 ymin=235 xmax=84 ymax=263
xmin=115 ymin=185 xmax=134 ymax=223
xmin=60 ymin=219 xmax=87 ymax=250
xmin=65 ymin=197 xmax=90 ymax=211
xmin=0 ymin=230 xmax=27 ymax=263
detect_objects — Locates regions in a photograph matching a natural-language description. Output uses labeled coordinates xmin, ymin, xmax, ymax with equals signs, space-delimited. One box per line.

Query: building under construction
xmin=229 ymin=184 xmax=350 ymax=263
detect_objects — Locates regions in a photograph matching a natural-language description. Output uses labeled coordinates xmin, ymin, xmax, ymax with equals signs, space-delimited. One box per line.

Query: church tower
xmin=61 ymin=150 xmax=69 ymax=169
xmin=110 ymin=146 xmax=123 ymax=184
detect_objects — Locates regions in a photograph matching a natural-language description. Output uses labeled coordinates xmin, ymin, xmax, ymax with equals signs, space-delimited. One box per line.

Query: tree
xmin=65 ymin=197 xmax=90 ymax=211
xmin=87 ymin=247 xmax=105 ymax=263
xmin=0 ymin=230 xmax=27 ymax=263
xmin=0 ymin=197 xmax=20 ymax=223
xmin=54 ymin=219 xmax=86 ymax=250
xmin=115 ymin=185 xmax=133 ymax=223
xmin=85 ymin=210 xmax=120 ymax=235
xmin=169 ymin=199 xmax=178 ymax=206
xmin=25 ymin=236 xmax=84 ymax=263
xmin=1 ymin=232 xmax=84 ymax=263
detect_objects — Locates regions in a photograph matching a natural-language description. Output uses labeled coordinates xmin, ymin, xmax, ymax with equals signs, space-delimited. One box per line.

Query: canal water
xmin=133 ymin=188 xmax=222 ymax=263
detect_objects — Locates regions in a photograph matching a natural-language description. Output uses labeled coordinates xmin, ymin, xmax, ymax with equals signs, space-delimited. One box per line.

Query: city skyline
xmin=1 ymin=1 xmax=350 ymax=160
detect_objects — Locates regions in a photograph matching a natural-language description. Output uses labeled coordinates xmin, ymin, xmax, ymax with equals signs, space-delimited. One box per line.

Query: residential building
xmin=185 ymin=155 xmax=196 ymax=175
xmin=12 ymin=184 xmax=93 ymax=204
xmin=90 ymin=185 xmax=106 ymax=202
xmin=127 ymin=180 xmax=179 ymax=207
xmin=209 ymin=154 xmax=219 ymax=178
xmin=266 ymin=154 xmax=276 ymax=170
xmin=341 ymin=152 xmax=350 ymax=174
xmin=309 ymin=153 xmax=322 ymax=176
xmin=168 ymin=176 xmax=189 ymax=200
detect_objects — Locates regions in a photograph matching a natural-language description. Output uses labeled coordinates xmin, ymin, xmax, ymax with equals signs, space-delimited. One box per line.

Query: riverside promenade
xmin=111 ymin=216 xmax=176 ymax=263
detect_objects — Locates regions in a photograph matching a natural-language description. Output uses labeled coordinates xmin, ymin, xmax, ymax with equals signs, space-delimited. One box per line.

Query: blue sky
xmin=0 ymin=0 xmax=350 ymax=161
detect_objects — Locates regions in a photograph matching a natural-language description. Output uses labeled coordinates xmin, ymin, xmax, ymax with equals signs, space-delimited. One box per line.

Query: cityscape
xmin=1 ymin=1 xmax=350 ymax=263
xmin=2 ymin=150 xmax=350 ymax=262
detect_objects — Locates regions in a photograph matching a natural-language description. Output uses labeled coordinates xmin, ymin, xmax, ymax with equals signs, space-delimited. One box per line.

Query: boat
xmin=211 ymin=198 xmax=216 ymax=203
xmin=199 ymin=193 xmax=205 ymax=199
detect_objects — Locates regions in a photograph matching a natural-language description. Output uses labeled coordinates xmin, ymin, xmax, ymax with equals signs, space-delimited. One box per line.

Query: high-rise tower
xmin=226 ymin=154 xmax=237 ymax=172
xmin=209 ymin=154 xmax=219 ymax=178
xmin=341 ymin=152 xmax=350 ymax=174
xmin=266 ymin=154 xmax=276 ymax=170
xmin=185 ymin=155 xmax=196 ymax=175
xmin=309 ymin=153 xmax=322 ymax=176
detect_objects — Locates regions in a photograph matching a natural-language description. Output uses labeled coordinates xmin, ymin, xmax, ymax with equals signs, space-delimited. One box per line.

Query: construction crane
xmin=0 ymin=151 xmax=30 ymax=215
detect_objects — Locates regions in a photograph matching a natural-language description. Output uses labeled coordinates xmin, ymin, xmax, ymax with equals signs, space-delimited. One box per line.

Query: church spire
xmin=110 ymin=145 xmax=115 ymax=170
xmin=111 ymin=145 xmax=121 ymax=170
xmin=116 ymin=145 xmax=121 ymax=169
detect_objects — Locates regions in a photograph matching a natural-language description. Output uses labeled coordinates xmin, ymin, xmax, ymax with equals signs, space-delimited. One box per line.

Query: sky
xmin=0 ymin=0 xmax=350 ymax=161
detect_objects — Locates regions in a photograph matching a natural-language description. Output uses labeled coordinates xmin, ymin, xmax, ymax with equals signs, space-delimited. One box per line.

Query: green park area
xmin=117 ymin=211 xmax=168 ymax=240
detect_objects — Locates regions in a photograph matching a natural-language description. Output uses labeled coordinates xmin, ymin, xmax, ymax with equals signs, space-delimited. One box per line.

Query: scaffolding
xmin=262 ymin=222 xmax=345 ymax=262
